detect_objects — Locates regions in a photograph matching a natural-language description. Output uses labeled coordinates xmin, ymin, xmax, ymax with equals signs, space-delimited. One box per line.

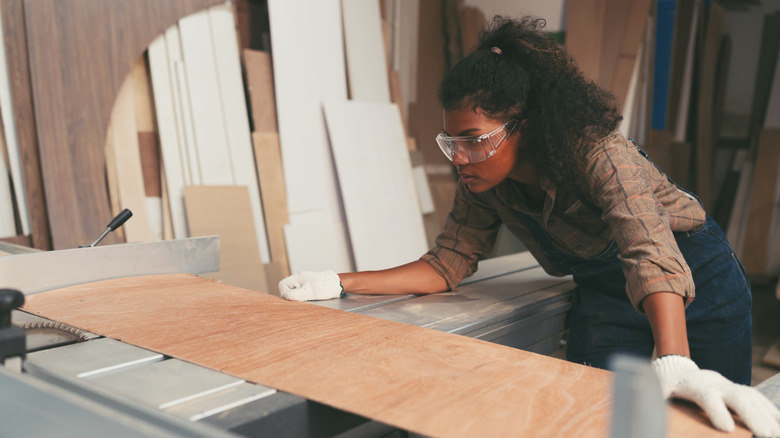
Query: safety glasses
xmin=435 ymin=121 xmax=517 ymax=164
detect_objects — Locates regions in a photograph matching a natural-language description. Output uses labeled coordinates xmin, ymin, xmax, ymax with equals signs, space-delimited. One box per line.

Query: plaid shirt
xmin=421 ymin=130 xmax=706 ymax=311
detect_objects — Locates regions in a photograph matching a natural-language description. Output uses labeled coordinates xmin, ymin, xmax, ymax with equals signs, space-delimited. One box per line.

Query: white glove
xmin=652 ymin=354 xmax=780 ymax=437
xmin=278 ymin=270 xmax=343 ymax=301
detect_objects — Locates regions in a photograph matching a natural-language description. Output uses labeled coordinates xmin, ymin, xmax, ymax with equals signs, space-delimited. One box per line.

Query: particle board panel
xmin=243 ymin=49 xmax=277 ymax=133
xmin=323 ymin=100 xmax=427 ymax=271
xmin=342 ymin=0 xmax=391 ymax=103
xmin=0 ymin=0 xmax=49 ymax=249
xmin=108 ymin=74 xmax=153 ymax=244
xmin=267 ymin=0 xmax=352 ymax=272
xmin=208 ymin=4 xmax=270 ymax=263
xmin=184 ymin=185 xmax=267 ymax=292
xmin=23 ymin=0 xmax=222 ymax=250
xmin=21 ymin=273 xmax=750 ymax=438
xmin=252 ymin=131 xmax=289 ymax=276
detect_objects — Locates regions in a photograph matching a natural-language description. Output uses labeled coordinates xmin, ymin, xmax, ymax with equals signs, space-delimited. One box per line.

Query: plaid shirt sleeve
xmin=420 ymin=182 xmax=503 ymax=290
xmin=584 ymin=133 xmax=701 ymax=311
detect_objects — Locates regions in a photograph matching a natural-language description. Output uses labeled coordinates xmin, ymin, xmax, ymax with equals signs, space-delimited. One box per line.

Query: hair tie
xmin=490 ymin=46 xmax=502 ymax=55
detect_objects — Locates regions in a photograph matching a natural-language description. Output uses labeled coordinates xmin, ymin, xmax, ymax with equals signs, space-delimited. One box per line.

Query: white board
xmin=267 ymin=0 xmax=353 ymax=272
xmin=178 ymin=10 xmax=233 ymax=185
xmin=208 ymin=4 xmax=270 ymax=263
xmin=341 ymin=0 xmax=391 ymax=102
xmin=323 ymin=100 xmax=428 ymax=271
xmin=283 ymin=222 xmax=354 ymax=275
xmin=148 ymin=35 xmax=189 ymax=239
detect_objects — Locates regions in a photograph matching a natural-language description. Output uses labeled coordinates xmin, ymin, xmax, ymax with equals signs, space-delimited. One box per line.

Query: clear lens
xmin=435 ymin=121 xmax=515 ymax=164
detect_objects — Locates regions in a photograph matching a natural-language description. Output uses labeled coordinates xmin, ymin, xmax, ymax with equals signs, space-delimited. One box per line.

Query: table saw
xmin=1 ymin=239 xmax=574 ymax=437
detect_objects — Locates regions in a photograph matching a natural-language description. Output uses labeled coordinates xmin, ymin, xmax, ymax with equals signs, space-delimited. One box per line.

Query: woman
xmin=279 ymin=16 xmax=780 ymax=436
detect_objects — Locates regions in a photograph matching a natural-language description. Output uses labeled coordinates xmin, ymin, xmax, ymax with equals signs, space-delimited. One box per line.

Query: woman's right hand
xmin=278 ymin=270 xmax=343 ymax=302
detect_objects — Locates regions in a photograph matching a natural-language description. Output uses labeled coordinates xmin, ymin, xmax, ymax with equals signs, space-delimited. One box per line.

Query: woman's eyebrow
xmin=443 ymin=128 xmax=482 ymax=136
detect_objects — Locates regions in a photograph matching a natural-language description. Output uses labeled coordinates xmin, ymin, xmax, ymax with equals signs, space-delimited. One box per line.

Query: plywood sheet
xmin=184 ymin=186 xmax=266 ymax=292
xmin=342 ymin=0 xmax=391 ymax=102
xmin=21 ymin=273 xmax=749 ymax=438
xmin=24 ymin=0 xmax=223 ymax=249
xmin=267 ymin=0 xmax=352 ymax=272
xmin=323 ymin=100 xmax=427 ymax=271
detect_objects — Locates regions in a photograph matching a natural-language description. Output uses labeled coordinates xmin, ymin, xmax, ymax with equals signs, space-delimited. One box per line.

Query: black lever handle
xmin=0 ymin=289 xmax=24 ymax=328
xmin=79 ymin=208 xmax=134 ymax=248
xmin=107 ymin=208 xmax=133 ymax=231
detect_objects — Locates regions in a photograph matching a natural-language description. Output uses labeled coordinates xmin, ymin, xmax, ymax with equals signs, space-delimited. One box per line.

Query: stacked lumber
xmin=566 ymin=1 xmax=780 ymax=279
xmin=0 ymin=0 xmax=438 ymax=294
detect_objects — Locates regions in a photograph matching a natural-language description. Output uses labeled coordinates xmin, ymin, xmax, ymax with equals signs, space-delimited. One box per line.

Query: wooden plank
xmin=342 ymin=0 xmax=391 ymax=102
xmin=209 ymin=4 xmax=270 ymax=263
xmin=741 ymin=129 xmax=780 ymax=275
xmin=108 ymin=73 xmax=153 ymax=244
xmin=160 ymin=165 xmax=174 ymax=240
xmin=673 ymin=2 xmax=700 ymax=143
xmin=252 ymin=132 xmax=289 ymax=277
xmin=103 ymin=125 xmax=125 ymax=243
xmin=21 ymin=273 xmax=751 ymax=438
xmin=665 ymin=0 xmax=696 ymax=134
xmin=694 ymin=2 xmax=724 ymax=210
xmin=23 ymin=0 xmax=224 ymax=249
xmin=564 ymin=0 xmax=606 ymax=84
xmin=166 ymin=28 xmax=199 ymax=186
xmin=178 ymin=9 xmax=233 ymax=184
xmin=267 ymin=0 xmax=352 ymax=272
xmin=148 ymin=33 xmax=189 ymax=240
xmin=0 ymin=0 xmax=49 ymax=249
xmin=323 ymin=101 xmax=427 ymax=271
xmin=138 ymin=132 xmax=161 ymax=198
xmin=0 ymin=138 xmax=14 ymax=237
xmin=243 ymin=49 xmax=277 ymax=133
xmin=184 ymin=186 xmax=267 ymax=292
xmin=0 ymin=1 xmax=27 ymax=235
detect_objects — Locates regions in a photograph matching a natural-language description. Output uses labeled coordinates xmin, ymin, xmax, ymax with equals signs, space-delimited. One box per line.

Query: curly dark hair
xmin=438 ymin=16 xmax=622 ymax=188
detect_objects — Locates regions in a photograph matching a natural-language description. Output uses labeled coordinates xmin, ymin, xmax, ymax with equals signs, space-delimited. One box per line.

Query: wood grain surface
xmin=22 ymin=274 xmax=748 ymax=437
xmin=23 ymin=0 xmax=222 ymax=249
xmin=0 ymin=0 xmax=49 ymax=249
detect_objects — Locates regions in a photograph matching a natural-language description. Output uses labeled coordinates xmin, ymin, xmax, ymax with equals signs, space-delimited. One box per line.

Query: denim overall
xmin=518 ymin=144 xmax=753 ymax=384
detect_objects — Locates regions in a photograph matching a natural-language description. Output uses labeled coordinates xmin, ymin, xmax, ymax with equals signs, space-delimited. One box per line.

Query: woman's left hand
xmin=652 ymin=354 xmax=780 ymax=437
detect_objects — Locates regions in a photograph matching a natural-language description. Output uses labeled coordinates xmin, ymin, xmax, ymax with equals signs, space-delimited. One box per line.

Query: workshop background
xmin=0 ymin=0 xmax=778 ymax=384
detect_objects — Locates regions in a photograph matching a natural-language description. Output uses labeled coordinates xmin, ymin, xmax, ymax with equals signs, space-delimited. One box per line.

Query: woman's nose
xmin=451 ymin=152 xmax=469 ymax=166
